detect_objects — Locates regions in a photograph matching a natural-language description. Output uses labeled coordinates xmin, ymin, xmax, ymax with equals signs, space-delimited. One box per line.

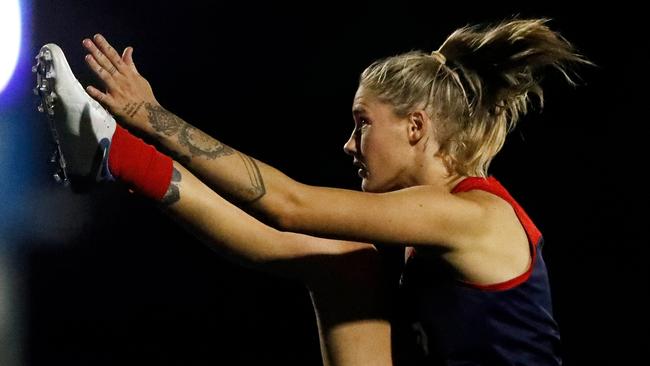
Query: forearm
xmin=132 ymin=103 xmax=298 ymax=222
xmin=81 ymin=36 xmax=303 ymax=228
xmin=159 ymin=162 xmax=366 ymax=279
xmin=160 ymin=161 xmax=285 ymax=268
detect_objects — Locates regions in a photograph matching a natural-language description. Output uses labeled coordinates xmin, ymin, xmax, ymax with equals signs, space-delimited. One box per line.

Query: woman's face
xmin=344 ymin=86 xmax=412 ymax=192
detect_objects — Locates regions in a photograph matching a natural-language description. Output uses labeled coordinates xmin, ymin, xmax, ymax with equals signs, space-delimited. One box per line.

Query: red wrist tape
xmin=107 ymin=125 xmax=173 ymax=201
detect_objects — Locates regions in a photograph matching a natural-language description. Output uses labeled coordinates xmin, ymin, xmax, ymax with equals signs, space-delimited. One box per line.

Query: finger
xmin=86 ymin=85 xmax=115 ymax=107
xmin=85 ymin=54 xmax=118 ymax=89
xmin=121 ymin=46 xmax=140 ymax=75
xmin=92 ymin=34 xmax=127 ymax=72
xmin=82 ymin=38 xmax=119 ymax=77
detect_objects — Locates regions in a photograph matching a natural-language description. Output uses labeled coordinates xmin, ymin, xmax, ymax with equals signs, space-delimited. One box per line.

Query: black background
xmin=17 ymin=0 xmax=649 ymax=365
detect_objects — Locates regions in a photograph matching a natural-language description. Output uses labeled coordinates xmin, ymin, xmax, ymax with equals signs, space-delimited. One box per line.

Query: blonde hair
xmin=359 ymin=18 xmax=592 ymax=177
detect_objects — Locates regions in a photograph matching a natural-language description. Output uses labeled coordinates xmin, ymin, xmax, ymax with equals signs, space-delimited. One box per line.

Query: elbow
xmin=242 ymin=230 xmax=302 ymax=278
xmin=273 ymin=205 xmax=298 ymax=232
xmin=228 ymin=237 xmax=281 ymax=271
xmin=265 ymin=183 xmax=305 ymax=232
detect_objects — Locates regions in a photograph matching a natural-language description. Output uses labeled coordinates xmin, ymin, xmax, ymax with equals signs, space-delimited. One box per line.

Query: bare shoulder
xmin=449 ymin=189 xmax=531 ymax=284
xmin=455 ymin=189 xmax=515 ymax=219
xmin=373 ymin=184 xmax=503 ymax=250
xmin=452 ymin=188 xmax=525 ymax=244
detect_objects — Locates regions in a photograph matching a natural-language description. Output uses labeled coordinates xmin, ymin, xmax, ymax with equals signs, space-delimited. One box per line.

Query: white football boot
xmin=33 ymin=43 xmax=116 ymax=185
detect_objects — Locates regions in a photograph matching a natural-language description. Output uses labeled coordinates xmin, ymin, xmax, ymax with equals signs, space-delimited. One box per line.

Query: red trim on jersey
xmin=452 ymin=176 xmax=542 ymax=291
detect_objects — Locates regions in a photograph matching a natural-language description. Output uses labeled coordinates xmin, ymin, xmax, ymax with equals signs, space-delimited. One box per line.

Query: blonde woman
xmin=36 ymin=18 xmax=590 ymax=365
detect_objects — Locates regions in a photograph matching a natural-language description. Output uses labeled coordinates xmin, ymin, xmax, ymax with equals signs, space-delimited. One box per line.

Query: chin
xmin=361 ymin=179 xmax=372 ymax=192
xmin=363 ymin=177 xmax=402 ymax=193
xmin=361 ymin=179 xmax=382 ymax=193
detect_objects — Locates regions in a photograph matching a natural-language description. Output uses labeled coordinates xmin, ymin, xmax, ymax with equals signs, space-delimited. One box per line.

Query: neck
xmin=407 ymin=154 xmax=465 ymax=192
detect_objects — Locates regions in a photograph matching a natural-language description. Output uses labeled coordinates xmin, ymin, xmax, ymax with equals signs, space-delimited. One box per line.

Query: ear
xmin=406 ymin=110 xmax=430 ymax=145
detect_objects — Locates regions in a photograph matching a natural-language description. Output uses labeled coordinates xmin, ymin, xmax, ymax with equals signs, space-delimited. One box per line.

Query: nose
xmin=343 ymin=129 xmax=357 ymax=156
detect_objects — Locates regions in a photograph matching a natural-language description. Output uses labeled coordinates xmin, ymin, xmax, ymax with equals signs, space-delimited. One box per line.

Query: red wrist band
xmin=107 ymin=125 xmax=173 ymax=201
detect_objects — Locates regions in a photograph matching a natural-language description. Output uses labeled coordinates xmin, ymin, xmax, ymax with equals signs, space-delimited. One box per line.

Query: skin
xmin=82 ymin=34 xmax=393 ymax=366
xmin=158 ymin=163 xmax=392 ymax=366
xmin=345 ymin=85 xmax=457 ymax=193
xmin=81 ymin=33 xmax=532 ymax=364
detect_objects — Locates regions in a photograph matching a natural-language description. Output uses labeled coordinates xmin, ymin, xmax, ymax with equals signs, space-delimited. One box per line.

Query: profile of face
xmin=344 ymin=86 xmax=415 ymax=193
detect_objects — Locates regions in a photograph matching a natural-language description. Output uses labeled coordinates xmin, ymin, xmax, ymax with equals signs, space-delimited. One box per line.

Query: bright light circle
xmin=0 ymin=0 xmax=22 ymax=94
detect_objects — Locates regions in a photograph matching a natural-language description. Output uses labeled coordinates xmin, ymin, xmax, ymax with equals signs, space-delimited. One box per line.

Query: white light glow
xmin=0 ymin=0 xmax=22 ymax=94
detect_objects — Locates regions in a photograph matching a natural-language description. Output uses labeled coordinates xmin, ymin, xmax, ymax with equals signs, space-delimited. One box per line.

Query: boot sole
xmin=33 ymin=45 xmax=73 ymax=186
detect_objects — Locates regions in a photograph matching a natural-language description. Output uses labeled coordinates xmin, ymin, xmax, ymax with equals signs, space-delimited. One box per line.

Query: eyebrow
xmin=352 ymin=106 xmax=366 ymax=115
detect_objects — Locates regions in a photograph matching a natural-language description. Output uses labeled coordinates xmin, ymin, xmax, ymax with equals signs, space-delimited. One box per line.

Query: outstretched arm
xmin=159 ymin=162 xmax=363 ymax=277
xmin=81 ymin=35 xmax=304 ymax=221
xmin=82 ymin=34 xmax=488 ymax=250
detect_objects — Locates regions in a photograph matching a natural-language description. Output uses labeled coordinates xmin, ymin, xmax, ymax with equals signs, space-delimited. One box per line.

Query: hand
xmin=82 ymin=34 xmax=159 ymax=134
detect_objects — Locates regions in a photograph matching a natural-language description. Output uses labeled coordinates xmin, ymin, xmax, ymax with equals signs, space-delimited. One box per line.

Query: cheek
xmin=359 ymin=131 xmax=370 ymax=155
xmin=361 ymin=134 xmax=391 ymax=173
xmin=359 ymin=132 xmax=382 ymax=167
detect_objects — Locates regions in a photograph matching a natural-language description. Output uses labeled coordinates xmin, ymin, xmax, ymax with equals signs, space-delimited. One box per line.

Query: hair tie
xmin=431 ymin=50 xmax=446 ymax=65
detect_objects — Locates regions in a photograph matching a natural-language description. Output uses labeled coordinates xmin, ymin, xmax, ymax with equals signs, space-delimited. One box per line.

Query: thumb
xmin=122 ymin=46 xmax=140 ymax=75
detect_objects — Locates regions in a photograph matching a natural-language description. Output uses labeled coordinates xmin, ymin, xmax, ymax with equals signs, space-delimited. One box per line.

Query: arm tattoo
xmin=123 ymin=102 xmax=136 ymax=117
xmin=145 ymin=103 xmax=183 ymax=136
xmin=143 ymin=104 xmax=263 ymax=203
xmin=238 ymin=153 xmax=266 ymax=202
xmin=123 ymin=102 xmax=145 ymax=118
xmin=145 ymin=103 xmax=234 ymax=160
xmin=178 ymin=125 xmax=234 ymax=159
xmin=128 ymin=101 xmax=144 ymax=118
xmin=160 ymin=167 xmax=182 ymax=206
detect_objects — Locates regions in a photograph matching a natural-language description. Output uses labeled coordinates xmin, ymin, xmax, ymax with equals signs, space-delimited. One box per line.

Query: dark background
xmin=0 ymin=0 xmax=647 ymax=365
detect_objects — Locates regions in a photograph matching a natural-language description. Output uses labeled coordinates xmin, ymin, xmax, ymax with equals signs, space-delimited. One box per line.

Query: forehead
xmin=352 ymin=86 xmax=396 ymax=118
xmin=352 ymin=86 xmax=377 ymax=114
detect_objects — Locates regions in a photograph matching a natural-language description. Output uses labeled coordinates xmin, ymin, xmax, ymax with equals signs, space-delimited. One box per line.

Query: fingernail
xmin=94 ymin=34 xmax=102 ymax=40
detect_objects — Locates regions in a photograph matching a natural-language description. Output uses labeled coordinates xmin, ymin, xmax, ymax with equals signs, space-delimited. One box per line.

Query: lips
xmin=357 ymin=168 xmax=368 ymax=178
xmin=353 ymin=160 xmax=368 ymax=178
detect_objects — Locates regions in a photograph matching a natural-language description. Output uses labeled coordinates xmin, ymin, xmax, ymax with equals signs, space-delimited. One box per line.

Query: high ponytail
xmin=359 ymin=18 xmax=592 ymax=176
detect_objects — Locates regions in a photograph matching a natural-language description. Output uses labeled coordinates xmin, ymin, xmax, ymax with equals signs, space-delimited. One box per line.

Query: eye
xmin=355 ymin=118 xmax=369 ymax=134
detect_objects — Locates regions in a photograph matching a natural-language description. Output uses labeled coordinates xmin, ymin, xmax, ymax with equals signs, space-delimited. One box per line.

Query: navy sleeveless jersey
xmin=393 ymin=176 xmax=561 ymax=365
